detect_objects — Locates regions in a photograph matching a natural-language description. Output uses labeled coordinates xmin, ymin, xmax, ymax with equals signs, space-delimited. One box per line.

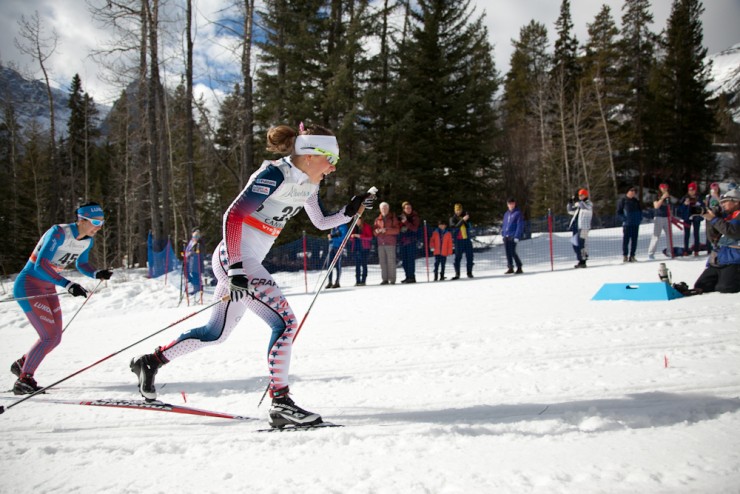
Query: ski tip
xmin=0 ymin=405 xmax=5 ymax=415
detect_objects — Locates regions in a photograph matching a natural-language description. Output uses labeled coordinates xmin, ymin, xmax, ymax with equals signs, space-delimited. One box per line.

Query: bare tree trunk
xmin=185 ymin=0 xmax=197 ymax=231
xmin=555 ymin=68 xmax=571 ymax=193
xmin=16 ymin=11 xmax=59 ymax=220
xmin=144 ymin=0 xmax=163 ymax=243
xmin=593 ymin=77 xmax=617 ymax=197
xmin=240 ymin=0 xmax=255 ymax=187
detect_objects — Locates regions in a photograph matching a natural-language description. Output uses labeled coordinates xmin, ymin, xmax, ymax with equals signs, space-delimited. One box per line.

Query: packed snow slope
xmin=1 ymin=250 xmax=739 ymax=493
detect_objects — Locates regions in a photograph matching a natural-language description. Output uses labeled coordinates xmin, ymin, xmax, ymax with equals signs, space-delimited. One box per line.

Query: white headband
xmin=294 ymin=135 xmax=339 ymax=157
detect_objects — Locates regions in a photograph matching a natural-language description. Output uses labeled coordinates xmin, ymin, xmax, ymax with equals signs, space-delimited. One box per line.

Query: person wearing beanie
xmin=567 ymin=189 xmax=593 ymax=268
xmin=449 ymin=203 xmax=474 ymax=278
xmin=10 ymin=202 xmax=113 ymax=395
xmin=677 ymin=182 xmax=705 ymax=256
xmin=616 ymin=187 xmax=642 ymax=262
xmin=687 ymin=189 xmax=740 ymax=294
xmin=648 ymin=183 xmax=672 ymax=259
xmin=501 ymin=198 xmax=524 ymax=274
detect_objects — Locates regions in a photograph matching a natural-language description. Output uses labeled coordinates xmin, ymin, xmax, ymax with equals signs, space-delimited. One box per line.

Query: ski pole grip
xmin=357 ymin=186 xmax=379 ymax=216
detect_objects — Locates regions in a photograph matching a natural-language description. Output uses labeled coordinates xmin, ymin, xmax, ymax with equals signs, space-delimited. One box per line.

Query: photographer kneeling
xmin=691 ymin=189 xmax=740 ymax=294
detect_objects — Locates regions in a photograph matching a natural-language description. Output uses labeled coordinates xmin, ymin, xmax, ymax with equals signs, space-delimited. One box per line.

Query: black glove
xmin=66 ymin=282 xmax=88 ymax=298
xmin=95 ymin=269 xmax=113 ymax=280
xmin=227 ymin=263 xmax=253 ymax=302
xmin=344 ymin=193 xmax=375 ymax=217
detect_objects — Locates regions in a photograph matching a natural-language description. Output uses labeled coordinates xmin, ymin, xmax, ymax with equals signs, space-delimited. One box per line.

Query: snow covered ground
xmin=1 ymin=228 xmax=739 ymax=493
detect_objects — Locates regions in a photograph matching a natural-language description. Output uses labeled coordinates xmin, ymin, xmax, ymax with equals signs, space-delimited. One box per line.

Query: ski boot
xmin=130 ymin=347 xmax=168 ymax=401
xmin=268 ymin=387 xmax=322 ymax=428
xmin=10 ymin=356 xmax=25 ymax=377
xmin=13 ymin=373 xmax=42 ymax=395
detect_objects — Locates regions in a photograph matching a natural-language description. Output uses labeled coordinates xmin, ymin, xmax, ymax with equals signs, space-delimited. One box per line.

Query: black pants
xmin=503 ymin=237 xmax=522 ymax=269
xmin=622 ymin=225 xmax=639 ymax=257
xmin=454 ymin=239 xmax=474 ymax=275
xmin=683 ymin=216 xmax=702 ymax=253
xmin=694 ymin=263 xmax=740 ymax=293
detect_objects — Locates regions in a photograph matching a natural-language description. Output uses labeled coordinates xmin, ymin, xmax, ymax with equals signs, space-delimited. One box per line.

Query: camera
xmin=690 ymin=204 xmax=721 ymax=216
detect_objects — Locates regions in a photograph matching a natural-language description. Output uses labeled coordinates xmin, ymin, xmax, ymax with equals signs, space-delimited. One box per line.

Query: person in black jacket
xmin=616 ymin=186 xmax=643 ymax=262
xmin=450 ymin=203 xmax=474 ymax=278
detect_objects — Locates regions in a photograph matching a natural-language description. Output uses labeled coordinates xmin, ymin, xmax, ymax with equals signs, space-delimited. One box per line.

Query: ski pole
xmin=62 ymin=279 xmax=104 ymax=333
xmin=0 ymin=292 xmax=70 ymax=303
xmin=257 ymin=186 xmax=377 ymax=406
xmin=0 ymin=293 xmax=231 ymax=415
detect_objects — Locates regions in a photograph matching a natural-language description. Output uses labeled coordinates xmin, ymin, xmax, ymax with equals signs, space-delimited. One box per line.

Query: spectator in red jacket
xmin=398 ymin=201 xmax=421 ymax=283
xmin=429 ymin=220 xmax=453 ymax=281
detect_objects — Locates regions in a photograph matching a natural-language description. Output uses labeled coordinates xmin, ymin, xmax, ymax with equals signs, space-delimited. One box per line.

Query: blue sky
xmin=0 ymin=0 xmax=737 ymax=114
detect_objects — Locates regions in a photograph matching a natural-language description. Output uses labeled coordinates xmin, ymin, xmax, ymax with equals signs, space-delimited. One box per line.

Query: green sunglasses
xmin=313 ymin=147 xmax=340 ymax=166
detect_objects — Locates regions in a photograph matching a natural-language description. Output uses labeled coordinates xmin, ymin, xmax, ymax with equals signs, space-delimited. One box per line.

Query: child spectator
xmin=429 ymin=220 xmax=453 ymax=281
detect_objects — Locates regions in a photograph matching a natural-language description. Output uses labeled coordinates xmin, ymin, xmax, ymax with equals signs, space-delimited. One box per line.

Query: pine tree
xmin=652 ymin=0 xmax=716 ymax=186
xmin=618 ymin=0 xmax=658 ymax=189
xmin=550 ymin=0 xmax=581 ymax=201
xmin=501 ymin=20 xmax=551 ymax=218
xmin=255 ymin=0 xmax=331 ymax=125
xmin=387 ymin=0 xmax=499 ymax=223
xmin=579 ymin=5 xmax=621 ymax=203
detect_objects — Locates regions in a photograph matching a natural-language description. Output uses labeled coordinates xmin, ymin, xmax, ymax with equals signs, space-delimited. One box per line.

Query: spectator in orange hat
xmin=567 ymin=189 xmax=593 ymax=268
xmin=648 ymin=183 xmax=672 ymax=259
xmin=677 ymin=182 xmax=705 ymax=256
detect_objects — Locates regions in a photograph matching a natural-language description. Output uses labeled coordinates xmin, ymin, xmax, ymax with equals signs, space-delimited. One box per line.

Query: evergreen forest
xmin=0 ymin=0 xmax=737 ymax=273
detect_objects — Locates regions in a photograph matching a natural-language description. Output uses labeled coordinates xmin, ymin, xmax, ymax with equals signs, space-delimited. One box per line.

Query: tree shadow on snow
xmin=351 ymin=392 xmax=740 ymax=435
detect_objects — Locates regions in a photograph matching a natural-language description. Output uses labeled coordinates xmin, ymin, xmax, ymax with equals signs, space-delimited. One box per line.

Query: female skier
xmin=130 ymin=124 xmax=374 ymax=427
xmin=11 ymin=202 xmax=112 ymax=394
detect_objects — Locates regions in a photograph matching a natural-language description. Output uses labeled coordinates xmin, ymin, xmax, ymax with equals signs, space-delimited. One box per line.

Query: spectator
xmin=677 ymin=182 xmax=705 ymax=256
xmin=351 ymin=216 xmax=373 ymax=286
xmin=616 ymin=186 xmax=642 ymax=262
xmin=450 ymin=203 xmax=474 ymax=279
xmin=185 ymin=228 xmax=204 ymax=295
xmin=705 ymin=182 xmax=721 ymax=254
xmin=648 ymin=183 xmax=672 ymax=260
xmin=398 ymin=201 xmax=421 ymax=284
xmin=429 ymin=219 xmax=453 ymax=281
xmin=326 ymin=223 xmax=349 ymax=289
xmin=501 ymin=198 xmax=524 ymax=274
xmin=374 ymin=202 xmax=400 ymax=285
xmin=568 ymin=189 xmax=593 ymax=268
xmin=691 ymin=188 xmax=740 ymax=293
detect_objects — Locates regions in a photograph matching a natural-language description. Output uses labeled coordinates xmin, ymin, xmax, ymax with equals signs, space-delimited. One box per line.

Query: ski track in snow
xmin=1 ymin=230 xmax=739 ymax=493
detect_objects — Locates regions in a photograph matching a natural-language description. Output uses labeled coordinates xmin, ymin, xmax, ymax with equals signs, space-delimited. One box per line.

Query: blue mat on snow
xmin=592 ymin=282 xmax=684 ymax=301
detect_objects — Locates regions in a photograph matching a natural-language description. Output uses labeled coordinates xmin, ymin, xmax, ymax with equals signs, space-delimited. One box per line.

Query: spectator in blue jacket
xmin=502 ymin=198 xmax=524 ymax=274
xmin=616 ymin=186 xmax=643 ymax=262
xmin=677 ymin=182 xmax=705 ymax=256
xmin=326 ymin=223 xmax=349 ymax=289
